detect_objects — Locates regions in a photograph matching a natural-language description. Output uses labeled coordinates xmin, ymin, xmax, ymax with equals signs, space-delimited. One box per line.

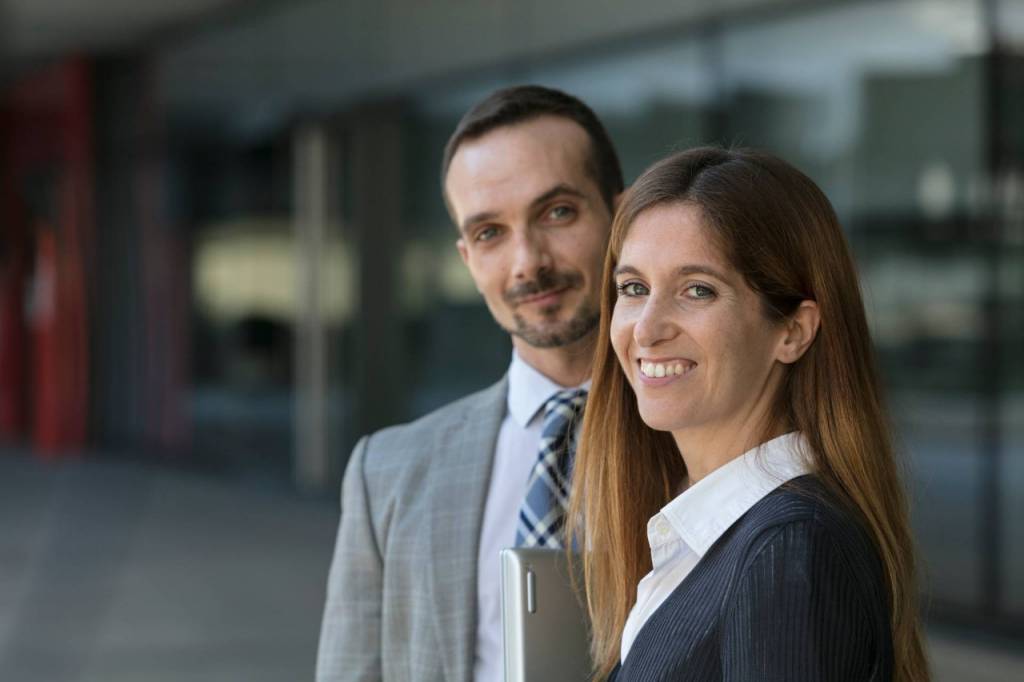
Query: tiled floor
xmin=0 ymin=451 xmax=1020 ymax=681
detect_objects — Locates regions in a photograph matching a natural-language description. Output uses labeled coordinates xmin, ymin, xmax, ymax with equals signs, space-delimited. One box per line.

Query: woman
xmin=567 ymin=148 xmax=928 ymax=681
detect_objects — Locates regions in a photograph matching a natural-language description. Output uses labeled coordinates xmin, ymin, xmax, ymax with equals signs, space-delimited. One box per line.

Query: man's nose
xmin=511 ymin=229 xmax=554 ymax=281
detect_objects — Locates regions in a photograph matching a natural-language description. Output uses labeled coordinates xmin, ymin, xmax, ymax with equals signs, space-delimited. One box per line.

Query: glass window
xmin=719 ymin=0 xmax=991 ymax=611
xmin=177 ymin=135 xmax=298 ymax=481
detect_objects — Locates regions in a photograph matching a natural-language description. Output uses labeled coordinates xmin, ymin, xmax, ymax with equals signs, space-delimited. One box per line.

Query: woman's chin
xmin=637 ymin=408 xmax=686 ymax=434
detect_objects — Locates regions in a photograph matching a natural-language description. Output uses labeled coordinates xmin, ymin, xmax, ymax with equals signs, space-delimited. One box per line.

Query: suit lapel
xmin=427 ymin=377 xmax=508 ymax=682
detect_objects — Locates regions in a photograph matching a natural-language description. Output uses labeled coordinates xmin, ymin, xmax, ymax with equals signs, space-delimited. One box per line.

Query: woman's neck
xmin=672 ymin=413 xmax=786 ymax=485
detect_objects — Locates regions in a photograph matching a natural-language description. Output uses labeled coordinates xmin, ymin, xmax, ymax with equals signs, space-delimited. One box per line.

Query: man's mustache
xmin=503 ymin=270 xmax=583 ymax=305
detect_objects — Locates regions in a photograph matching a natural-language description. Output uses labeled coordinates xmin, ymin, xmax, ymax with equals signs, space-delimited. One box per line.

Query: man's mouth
xmin=516 ymin=286 xmax=570 ymax=306
xmin=504 ymin=271 xmax=583 ymax=308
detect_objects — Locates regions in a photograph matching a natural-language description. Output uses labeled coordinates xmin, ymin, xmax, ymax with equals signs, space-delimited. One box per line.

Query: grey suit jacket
xmin=316 ymin=377 xmax=508 ymax=682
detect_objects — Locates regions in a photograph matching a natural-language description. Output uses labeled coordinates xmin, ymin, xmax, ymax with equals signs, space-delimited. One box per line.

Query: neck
xmin=513 ymin=333 xmax=596 ymax=387
xmin=674 ymin=366 xmax=789 ymax=483
xmin=672 ymin=405 xmax=783 ymax=485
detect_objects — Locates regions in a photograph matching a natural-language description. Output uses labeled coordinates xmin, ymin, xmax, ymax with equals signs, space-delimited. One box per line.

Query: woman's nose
xmin=632 ymin=294 xmax=679 ymax=348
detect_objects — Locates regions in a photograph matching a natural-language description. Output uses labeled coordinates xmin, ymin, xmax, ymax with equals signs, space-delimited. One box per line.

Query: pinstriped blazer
xmin=611 ymin=476 xmax=894 ymax=681
xmin=316 ymin=377 xmax=508 ymax=682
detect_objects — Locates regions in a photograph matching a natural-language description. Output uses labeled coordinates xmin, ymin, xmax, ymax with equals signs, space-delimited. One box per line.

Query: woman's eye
xmin=616 ymin=281 xmax=649 ymax=297
xmin=686 ymin=284 xmax=715 ymax=299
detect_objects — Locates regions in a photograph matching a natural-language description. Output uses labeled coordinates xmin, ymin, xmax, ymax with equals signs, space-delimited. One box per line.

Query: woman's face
xmin=610 ymin=202 xmax=789 ymax=447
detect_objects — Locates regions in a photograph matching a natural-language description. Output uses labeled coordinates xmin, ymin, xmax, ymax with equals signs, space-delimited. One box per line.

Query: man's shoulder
xmin=360 ymin=376 xmax=508 ymax=470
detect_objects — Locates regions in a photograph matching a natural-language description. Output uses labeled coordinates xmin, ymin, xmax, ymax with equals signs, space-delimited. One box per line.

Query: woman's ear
xmin=777 ymin=300 xmax=820 ymax=364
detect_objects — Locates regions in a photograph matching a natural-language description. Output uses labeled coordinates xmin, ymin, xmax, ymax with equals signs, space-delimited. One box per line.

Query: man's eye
xmin=476 ymin=226 xmax=500 ymax=242
xmin=615 ymin=281 xmax=649 ymax=297
xmin=548 ymin=205 xmax=576 ymax=221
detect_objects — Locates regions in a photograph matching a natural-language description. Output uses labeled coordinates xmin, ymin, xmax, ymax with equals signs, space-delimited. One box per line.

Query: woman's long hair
xmin=567 ymin=147 xmax=927 ymax=681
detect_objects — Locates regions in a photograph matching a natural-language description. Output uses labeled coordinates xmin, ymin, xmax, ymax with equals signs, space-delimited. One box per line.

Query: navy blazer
xmin=611 ymin=475 xmax=893 ymax=681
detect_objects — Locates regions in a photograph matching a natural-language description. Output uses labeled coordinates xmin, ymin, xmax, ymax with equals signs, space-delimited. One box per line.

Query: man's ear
xmin=777 ymin=300 xmax=820 ymax=364
xmin=613 ymin=189 xmax=626 ymax=212
xmin=456 ymin=238 xmax=469 ymax=266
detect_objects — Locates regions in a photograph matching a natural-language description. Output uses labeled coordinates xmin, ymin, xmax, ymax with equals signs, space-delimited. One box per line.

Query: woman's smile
xmin=636 ymin=358 xmax=696 ymax=384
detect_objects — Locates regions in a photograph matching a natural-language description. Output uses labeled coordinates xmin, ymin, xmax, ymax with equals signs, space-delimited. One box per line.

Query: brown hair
xmin=567 ymin=147 xmax=927 ymax=681
xmin=441 ymin=85 xmax=623 ymax=212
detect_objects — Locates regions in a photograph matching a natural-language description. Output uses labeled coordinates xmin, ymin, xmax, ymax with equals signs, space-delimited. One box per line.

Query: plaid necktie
xmin=515 ymin=388 xmax=588 ymax=548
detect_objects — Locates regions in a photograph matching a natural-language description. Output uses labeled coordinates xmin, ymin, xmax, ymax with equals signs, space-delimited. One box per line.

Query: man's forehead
xmin=444 ymin=117 xmax=595 ymax=221
xmin=452 ymin=117 xmax=589 ymax=173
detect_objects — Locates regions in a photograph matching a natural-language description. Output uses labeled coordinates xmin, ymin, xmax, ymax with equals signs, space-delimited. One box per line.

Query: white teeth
xmin=641 ymin=361 xmax=692 ymax=378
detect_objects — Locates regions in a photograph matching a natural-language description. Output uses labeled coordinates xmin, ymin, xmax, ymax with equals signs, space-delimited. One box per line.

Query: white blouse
xmin=620 ymin=431 xmax=812 ymax=663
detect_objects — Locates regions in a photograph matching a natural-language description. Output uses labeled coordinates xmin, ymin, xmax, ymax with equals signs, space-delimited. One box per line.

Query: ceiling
xmin=0 ymin=0 xmax=243 ymax=69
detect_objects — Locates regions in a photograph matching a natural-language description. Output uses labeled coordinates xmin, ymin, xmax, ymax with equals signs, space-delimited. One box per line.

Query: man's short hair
xmin=441 ymin=85 xmax=624 ymax=212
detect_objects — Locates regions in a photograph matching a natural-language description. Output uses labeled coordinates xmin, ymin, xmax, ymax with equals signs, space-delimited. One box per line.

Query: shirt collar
xmin=506 ymin=351 xmax=592 ymax=428
xmin=655 ymin=431 xmax=812 ymax=558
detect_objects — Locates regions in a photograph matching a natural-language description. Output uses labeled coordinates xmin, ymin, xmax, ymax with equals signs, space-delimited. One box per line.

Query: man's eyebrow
xmin=459 ymin=184 xmax=587 ymax=235
xmin=529 ymin=183 xmax=586 ymax=210
xmin=460 ymin=211 xmax=499 ymax=235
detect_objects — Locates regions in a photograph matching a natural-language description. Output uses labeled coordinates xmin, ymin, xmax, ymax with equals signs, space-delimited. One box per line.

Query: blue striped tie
xmin=515 ymin=388 xmax=587 ymax=548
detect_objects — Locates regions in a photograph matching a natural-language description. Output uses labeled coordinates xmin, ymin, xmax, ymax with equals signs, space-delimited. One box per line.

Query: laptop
xmin=500 ymin=547 xmax=593 ymax=682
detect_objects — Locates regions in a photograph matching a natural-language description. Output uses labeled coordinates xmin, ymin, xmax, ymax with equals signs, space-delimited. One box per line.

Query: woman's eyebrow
xmin=613 ymin=263 xmax=731 ymax=282
xmin=673 ymin=264 xmax=731 ymax=283
xmin=613 ymin=264 xmax=641 ymax=277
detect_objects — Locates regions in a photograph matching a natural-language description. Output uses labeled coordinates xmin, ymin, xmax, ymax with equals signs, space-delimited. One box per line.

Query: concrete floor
xmin=0 ymin=451 xmax=336 ymax=682
xmin=0 ymin=450 xmax=1020 ymax=681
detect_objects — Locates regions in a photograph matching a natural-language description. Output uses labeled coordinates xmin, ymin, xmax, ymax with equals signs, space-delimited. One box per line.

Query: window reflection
xmin=392 ymin=0 xmax=1020 ymax=623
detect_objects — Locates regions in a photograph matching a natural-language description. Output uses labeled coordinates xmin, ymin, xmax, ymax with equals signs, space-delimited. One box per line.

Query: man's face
xmin=445 ymin=116 xmax=613 ymax=351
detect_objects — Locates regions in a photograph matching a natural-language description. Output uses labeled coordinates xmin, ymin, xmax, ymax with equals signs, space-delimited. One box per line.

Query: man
xmin=316 ymin=85 xmax=623 ymax=682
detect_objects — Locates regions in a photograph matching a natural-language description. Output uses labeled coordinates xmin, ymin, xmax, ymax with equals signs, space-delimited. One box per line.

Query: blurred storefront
xmin=1 ymin=0 xmax=1022 ymax=641
xmin=1 ymin=59 xmax=93 ymax=455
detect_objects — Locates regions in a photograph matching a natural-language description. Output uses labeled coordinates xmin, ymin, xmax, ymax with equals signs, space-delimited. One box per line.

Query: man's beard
xmin=502 ymin=270 xmax=600 ymax=349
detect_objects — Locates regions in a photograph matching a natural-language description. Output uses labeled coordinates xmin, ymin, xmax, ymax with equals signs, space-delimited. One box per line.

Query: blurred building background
xmin=1 ymin=0 xmax=1022 ymax=679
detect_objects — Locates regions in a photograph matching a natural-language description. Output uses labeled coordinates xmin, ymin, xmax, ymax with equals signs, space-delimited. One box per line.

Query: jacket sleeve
xmin=316 ymin=436 xmax=384 ymax=682
xmin=720 ymin=520 xmax=885 ymax=682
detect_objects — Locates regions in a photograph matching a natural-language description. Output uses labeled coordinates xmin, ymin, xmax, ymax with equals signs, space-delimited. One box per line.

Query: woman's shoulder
xmin=725 ymin=474 xmax=887 ymax=600
xmin=712 ymin=477 xmax=895 ymax=681
xmin=735 ymin=474 xmax=871 ymax=546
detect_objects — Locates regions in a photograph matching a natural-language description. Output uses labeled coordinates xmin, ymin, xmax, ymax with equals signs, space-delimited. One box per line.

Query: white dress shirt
xmin=474 ymin=352 xmax=589 ymax=682
xmin=620 ymin=431 xmax=812 ymax=663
